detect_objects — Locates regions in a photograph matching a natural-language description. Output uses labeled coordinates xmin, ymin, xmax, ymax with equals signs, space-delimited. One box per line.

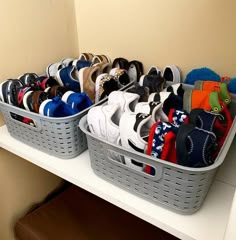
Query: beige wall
xmin=0 ymin=0 xmax=78 ymax=239
xmin=75 ymin=0 xmax=236 ymax=79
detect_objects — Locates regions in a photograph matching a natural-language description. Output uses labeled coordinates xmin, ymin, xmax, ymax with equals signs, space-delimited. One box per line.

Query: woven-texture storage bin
xmin=0 ymin=101 xmax=89 ymax=159
xmin=79 ymin=95 xmax=236 ymax=214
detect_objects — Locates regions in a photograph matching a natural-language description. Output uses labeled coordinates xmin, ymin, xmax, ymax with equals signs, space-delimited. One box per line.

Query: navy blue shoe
xmin=72 ymin=59 xmax=92 ymax=71
xmin=56 ymin=66 xmax=81 ymax=92
xmin=39 ymin=96 xmax=76 ymax=117
xmin=176 ymin=123 xmax=218 ymax=167
xmin=62 ymin=91 xmax=92 ymax=113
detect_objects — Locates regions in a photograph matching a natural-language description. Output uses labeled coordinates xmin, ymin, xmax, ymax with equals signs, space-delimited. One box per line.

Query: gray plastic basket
xmin=0 ymin=82 xmax=133 ymax=159
xmin=0 ymin=101 xmax=92 ymax=159
xmin=79 ymin=96 xmax=236 ymax=214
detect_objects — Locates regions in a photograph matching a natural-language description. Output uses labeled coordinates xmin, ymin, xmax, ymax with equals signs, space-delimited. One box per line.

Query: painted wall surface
xmin=75 ymin=0 xmax=236 ymax=78
xmin=0 ymin=0 xmax=78 ymax=239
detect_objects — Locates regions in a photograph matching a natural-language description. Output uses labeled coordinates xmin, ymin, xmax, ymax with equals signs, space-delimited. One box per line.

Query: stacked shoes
xmin=87 ymin=79 xmax=232 ymax=173
xmin=47 ymin=54 xmax=132 ymax=103
xmin=0 ymin=73 xmax=93 ymax=119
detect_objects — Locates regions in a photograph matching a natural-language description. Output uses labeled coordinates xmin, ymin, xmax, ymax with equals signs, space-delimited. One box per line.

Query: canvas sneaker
xmin=62 ymin=91 xmax=92 ymax=113
xmin=39 ymin=96 xmax=76 ymax=117
xmin=61 ymin=58 xmax=74 ymax=67
xmin=119 ymin=112 xmax=153 ymax=171
xmin=127 ymin=60 xmax=144 ymax=82
xmin=112 ymin=57 xmax=129 ymax=70
xmin=78 ymin=53 xmax=94 ymax=61
xmin=93 ymin=62 xmax=112 ymax=74
xmin=147 ymin=66 xmax=162 ymax=77
xmin=163 ymin=65 xmax=181 ymax=84
xmin=78 ymin=65 xmax=101 ymax=103
xmin=109 ymin=68 xmax=130 ymax=87
xmin=139 ymin=72 xmax=165 ymax=93
xmin=46 ymin=62 xmax=64 ymax=78
xmin=92 ymin=54 xmax=111 ymax=64
xmin=95 ymin=73 xmax=119 ymax=103
xmin=56 ymin=65 xmax=81 ymax=92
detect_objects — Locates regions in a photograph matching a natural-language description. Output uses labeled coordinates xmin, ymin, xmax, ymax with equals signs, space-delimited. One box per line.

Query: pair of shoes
xmin=46 ymin=57 xmax=80 ymax=78
xmin=56 ymin=65 xmax=81 ymax=92
xmin=138 ymin=65 xmax=181 ymax=93
xmin=95 ymin=67 xmax=131 ymax=104
xmin=91 ymin=54 xmax=111 ymax=64
xmin=78 ymin=53 xmax=94 ymax=61
xmin=112 ymin=58 xmax=144 ymax=82
xmin=39 ymin=91 xmax=92 ymax=117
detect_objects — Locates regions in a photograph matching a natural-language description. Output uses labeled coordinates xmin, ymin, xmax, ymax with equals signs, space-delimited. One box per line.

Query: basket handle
xmin=79 ymin=114 xmax=165 ymax=181
xmin=5 ymin=104 xmax=42 ymax=132
xmin=103 ymin=143 xmax=164 ymax=181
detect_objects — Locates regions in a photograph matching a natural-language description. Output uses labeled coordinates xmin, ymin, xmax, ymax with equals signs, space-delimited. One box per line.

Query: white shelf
xmin=0 ymin=125 xmax=235 ymax=240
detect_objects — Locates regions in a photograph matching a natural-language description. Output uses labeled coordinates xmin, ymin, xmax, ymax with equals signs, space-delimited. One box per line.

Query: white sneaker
xmin=119 ymin=111 xmax=153 ymax=171
xmin=148 ymin=91 xmax=171 ymax=103
xmin=108 ymin=91 xmax=140 ymax=119
xmin=87 ymin=104 xmax=120 ymax=144
xmin=135 ymin=101 xmax=168 ymax=122
xmin=46 ymin=62 xmax=64 ymax=78
xmin=163 ymin=65 xmax=181 ymax=84
xmin=61 ymin=58 xmax=74 ymax=67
